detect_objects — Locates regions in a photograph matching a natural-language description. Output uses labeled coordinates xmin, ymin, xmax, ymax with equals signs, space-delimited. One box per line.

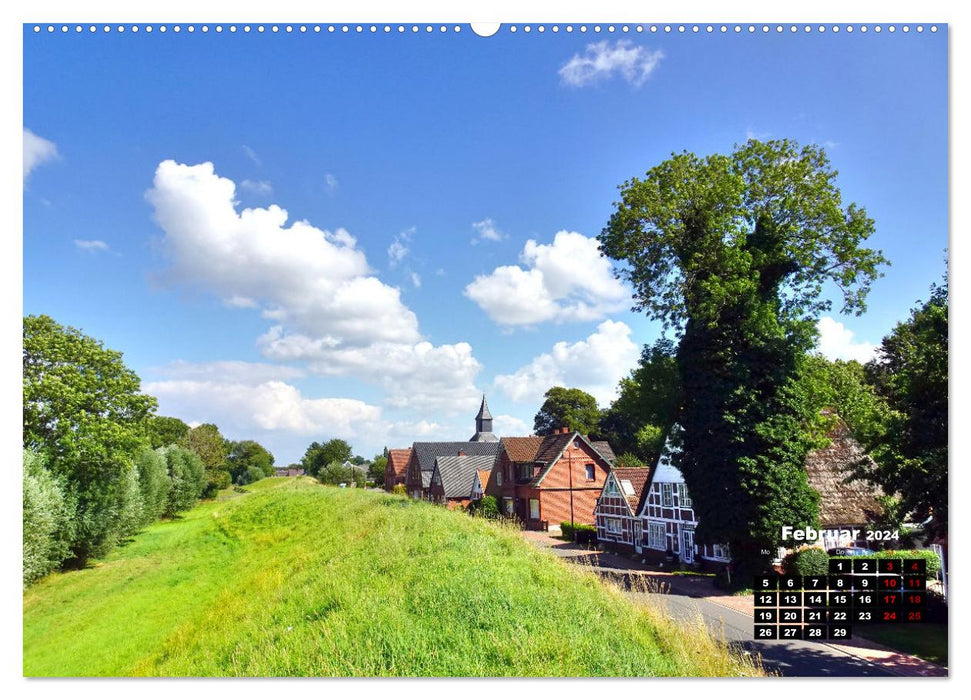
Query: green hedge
xmin=829 ymin=549 xmax=942 ymax=578
xmin=561 ymin=522 xmax=597 ymax=544
xmin=782 ymin=547 xmax=830 ymax=577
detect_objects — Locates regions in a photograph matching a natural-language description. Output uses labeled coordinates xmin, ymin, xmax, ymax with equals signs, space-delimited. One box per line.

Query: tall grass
xmin=24 ymin=478 xmax=764 ymax=677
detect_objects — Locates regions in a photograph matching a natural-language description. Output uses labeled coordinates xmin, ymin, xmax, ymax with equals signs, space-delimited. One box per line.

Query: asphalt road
xmin=526 ymin=537 xmax=895 ymax=677
xmin=636 ymin=589 xmax=893 ymax=677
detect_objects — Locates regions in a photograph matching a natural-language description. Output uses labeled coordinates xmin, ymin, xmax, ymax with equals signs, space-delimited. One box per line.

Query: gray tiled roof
xmin=411 ymin=441 xmax=503 ymax=473
xmin=433 ymin=455 xmax=497 ymax=498
xmin=591 ymin=441 xmax=617 ymax=464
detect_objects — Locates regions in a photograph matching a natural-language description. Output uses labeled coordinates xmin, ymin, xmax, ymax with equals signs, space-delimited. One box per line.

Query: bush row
xmin=561 ymin=522 xmax=597 ymax=544
xmin=782 ymin=546 xmax=942 ymax=578
xmin=22 ymin=445 xmax=207 ymax=587
xmin=829 ymin=549 xmax=942 ymax=578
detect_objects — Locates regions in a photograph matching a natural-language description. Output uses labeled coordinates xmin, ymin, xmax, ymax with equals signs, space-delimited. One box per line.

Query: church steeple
xmin=470 ymin=394 xmax=499 ymax=442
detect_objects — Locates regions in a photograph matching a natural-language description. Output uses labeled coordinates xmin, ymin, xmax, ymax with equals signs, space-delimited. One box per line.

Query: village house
xmin=384 ymin=447 xmax=413 ymax=492
xmin=802 ymin=414 xmax=885 ymax=550
xmin=274 ymin=467 xmax=305 ymax=477
xmin=486 ymin=429 xmax=615 ymax=531
xmin=403 ymin=396 xmax=503 ymax=500
xmin=631 ymin=418 xmax=884 ymax=566
xmin=593 ymin=467 xmax=652 ymax=552
xmin=428 ymin=454 xmax=495 ymax=509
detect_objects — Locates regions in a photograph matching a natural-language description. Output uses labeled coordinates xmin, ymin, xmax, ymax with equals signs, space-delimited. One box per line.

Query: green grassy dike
xmin=24 ymin=478 xmax=763 ymax=677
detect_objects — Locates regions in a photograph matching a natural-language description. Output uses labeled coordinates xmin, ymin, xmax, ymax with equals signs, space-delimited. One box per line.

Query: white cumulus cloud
xmin=258 ymin=327 xmax=483 ymax=414
xmin=143 ymin=378 xmax=383 ymax=437
xmin=494 ymin=320 xmax=639 ymax=407
xmin=558 ymin=41 xmax=664 ymax=88
xmin=146 ymin=160 xmax=420 ymax=346
xmin=464 ymin=230 xmax=628 ymax=326
xmin=816 ymin=317 xmax=877 ymax=364
xmin=24 ymin=128 xmax=58 ymax=182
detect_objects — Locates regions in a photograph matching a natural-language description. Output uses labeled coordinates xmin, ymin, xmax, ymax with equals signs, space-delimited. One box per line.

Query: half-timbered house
xmin=636 ymin=418 xmax=885 ymax=565
xmin=594 ymin=467 xmax=652 ymax=552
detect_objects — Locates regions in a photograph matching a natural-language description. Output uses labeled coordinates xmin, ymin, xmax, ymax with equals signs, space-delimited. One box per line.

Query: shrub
xmin=116 ymin=462 xmax=144 ymax=539
xmin=23 ymin=450 xmax=75 ymax=586
xmin=391 ymin=484 xmax=407 ymax=496
xmin=137 ymin=448 xmax=170 ymax=524
xmin=468 ymin=495 xmax=500 ymax=519
xmin=561 ymin=522 xmax=597 ymax=544
xmin=161 ymin=446 xmax=206 ymax=516
xmin=237 ymin=465 xmax=266 ymax=486
xmin=781 ymin=546 xmax=829 ymax=577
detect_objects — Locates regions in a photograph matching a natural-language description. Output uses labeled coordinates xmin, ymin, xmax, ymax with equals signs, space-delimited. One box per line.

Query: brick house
xmin=594 ymin=467 xmax=652 ymax=553
xmin=384 ymin=447 xmax=413 ymax=492
xmin=487 ymin=429 xmax=615 ymax=530
xmin=428 ymin=454 xmax=495 ymax=509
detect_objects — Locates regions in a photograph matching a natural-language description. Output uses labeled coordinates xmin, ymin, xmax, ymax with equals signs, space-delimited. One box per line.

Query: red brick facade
xmin=488 ymin=431 xmax=612 ymax=530
xmin=384 ymin=448 xmax=413 ymax=492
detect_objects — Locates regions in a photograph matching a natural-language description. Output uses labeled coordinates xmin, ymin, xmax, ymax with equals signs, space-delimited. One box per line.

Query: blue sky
xmin=22 ymin=24 xmax=948 ymax=465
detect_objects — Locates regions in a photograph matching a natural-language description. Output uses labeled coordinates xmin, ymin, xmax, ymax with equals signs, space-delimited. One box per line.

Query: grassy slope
xmin=24 ymin=478 xmax=762 ymax=677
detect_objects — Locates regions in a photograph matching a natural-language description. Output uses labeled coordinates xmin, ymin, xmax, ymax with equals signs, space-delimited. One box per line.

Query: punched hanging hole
xmin=470 ymin=23 xmax=501 ymax=37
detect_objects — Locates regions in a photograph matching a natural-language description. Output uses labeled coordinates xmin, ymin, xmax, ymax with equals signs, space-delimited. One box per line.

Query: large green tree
xmin=368 ymin=455 xmax=389 ymax=483
xmin=227 ymin=439 xmax=275 ymax=485
xmin=23 ymin=315 xmax=157 ymax=564
xmin=179 ymin=423 xmax=230 ymax=497
xmin=533 ymin=387 xmax=602 ymax=437
xmin=599 ymin=140 xmax=887 ymax=568
xmin=863 ymin=280 xmax=948 ymax=536
xmin=300 ymin=439 xmax=353 ymax=478
xmin=147 ymin=415 xmax=190 ymax=449
xmin=599 ymin=339 xmax=680 ymax=465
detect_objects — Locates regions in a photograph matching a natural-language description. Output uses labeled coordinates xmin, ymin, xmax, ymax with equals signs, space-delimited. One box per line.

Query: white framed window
xmin=647 ymin=521 xmax=665 ymax=549
xmin=607 ymin=518 xmax=622 ymax=535
xmin=503 ymin=498 xmax=514 ymax=515
xmin=661 ymin=483 xmax=674 ymax=507
xmin=620 ymin=480 xmax=636 ymax=497
xmin=585 ymin=464 xmax=595 ymax=481
xmin=677 ymin=483 xmax=692 ymax=507
xmin=606 ymin=478 xmax=619 ymax=495
xmin=497 ymin=471 xmax=503 ymax=487
xmin=711 ymin=543 xmax=730 ymax=560
xmin=529 ymin=498 xmax=540 ymax=520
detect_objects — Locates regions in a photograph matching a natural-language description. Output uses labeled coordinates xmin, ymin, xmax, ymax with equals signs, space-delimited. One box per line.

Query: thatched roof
xmin=804 ymin=416 xmax=884 ymax=527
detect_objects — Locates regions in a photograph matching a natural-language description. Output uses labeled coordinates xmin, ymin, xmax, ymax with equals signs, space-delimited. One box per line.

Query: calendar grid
xmin=753 ymin=558 xmax=927 ymax=640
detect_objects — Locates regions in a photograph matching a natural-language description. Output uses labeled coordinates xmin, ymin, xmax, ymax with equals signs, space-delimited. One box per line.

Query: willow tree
xmin=599 ymin=140 xmax=887 ymax=570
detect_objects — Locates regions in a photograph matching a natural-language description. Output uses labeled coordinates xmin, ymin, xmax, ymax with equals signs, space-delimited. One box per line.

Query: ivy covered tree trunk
xmin=599 ymin=139 xmax=886 ymax=573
